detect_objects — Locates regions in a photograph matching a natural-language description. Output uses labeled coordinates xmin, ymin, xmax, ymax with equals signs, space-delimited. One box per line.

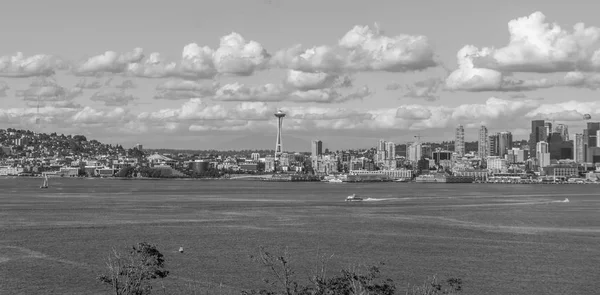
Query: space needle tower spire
xmin=274 ymin=110 xmax=286 ymax=158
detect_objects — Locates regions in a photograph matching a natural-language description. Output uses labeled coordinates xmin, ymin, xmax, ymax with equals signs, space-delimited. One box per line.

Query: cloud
xmin=0 ymin=81 xmax=9 ymax=97
xmin=271 ymin=24 xmax=437 ymax=73
xmin=16 ymin=78 xmax=83 ymax=102
xmin=153 ymin=80 xmax=219 ymax=100
xmin=90 ymin=89 xmax=139 ymax=106
xmin=212 ymin=82 xmax=371 ymax=103
xmin=114 ymin=80 xmax=136 ymax=89
xmin=445 ymin=45 xmax=557 ymax=92
xmin=0 ymin=52 xmax=66 ymax=77
xmin=471 ymin=12 xmax=600 ymax=73
xmin=402 ymin=78 xmax=443 ymax=101
xmin=75 ymin=78 xmax=103 ymax=89
xmin=72 ymin=48 xmax=144 ymax=76
xmin=127 ymin=33 xmax=270 ymax=80
xmin=2 ymin=96 xmax=598 ymax=136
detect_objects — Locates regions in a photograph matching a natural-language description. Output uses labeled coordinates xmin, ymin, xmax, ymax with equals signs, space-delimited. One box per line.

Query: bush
xmin=97 ymin=242 xmax=169 ymax=295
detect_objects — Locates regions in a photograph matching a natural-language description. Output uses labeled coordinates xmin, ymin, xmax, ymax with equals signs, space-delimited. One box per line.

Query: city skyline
xmin=1 ymin=1 xmax=600 ymax=150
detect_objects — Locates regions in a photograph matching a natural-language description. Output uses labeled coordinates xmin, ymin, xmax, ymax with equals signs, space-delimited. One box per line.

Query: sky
xmin=2 ymin=0 xmax=600 ymax=151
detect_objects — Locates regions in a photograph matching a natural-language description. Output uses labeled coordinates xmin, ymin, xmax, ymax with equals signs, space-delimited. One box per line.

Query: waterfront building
xmin=498 ymin=131 xmax=513 ymax=158
xmin=455 ymin=125 xmax=465 ymax=156
xmin=529 ymin=120 xmax=546 ymax=155
xmin=478 ymin=125 xmax=488 ymax=158
xmin=536 ymin=141 xmax=551 ymax=168
xmin=311 ymin=140 xmax=323 ymax=157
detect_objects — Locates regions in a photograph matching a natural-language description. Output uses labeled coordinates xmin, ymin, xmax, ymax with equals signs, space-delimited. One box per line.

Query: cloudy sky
xmin=1 ymin=0 xmax=600 ymax=151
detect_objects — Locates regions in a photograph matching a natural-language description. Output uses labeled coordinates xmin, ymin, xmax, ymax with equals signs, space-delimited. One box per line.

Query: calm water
xmin=0 ymin=177 xmax=599 ymax=295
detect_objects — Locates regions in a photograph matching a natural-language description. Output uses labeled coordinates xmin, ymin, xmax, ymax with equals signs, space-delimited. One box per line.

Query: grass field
xmin=1 ymin=178 xmax=599 ymax=294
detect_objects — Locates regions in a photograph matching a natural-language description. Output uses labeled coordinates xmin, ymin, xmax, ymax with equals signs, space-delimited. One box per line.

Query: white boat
xmin=328 ymin=179 xmax=343 ymax=183
xmin=345 ymin=194 xmax=363 ymax=202
xmin=40 ymin=175 xmax=49 ymax=189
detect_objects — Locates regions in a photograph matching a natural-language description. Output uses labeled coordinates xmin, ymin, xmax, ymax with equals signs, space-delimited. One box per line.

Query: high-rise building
xmin=529 ymin=120 xmax=546 ymax=155
xmin=134 ymin=143 xmax=143 ymax=151
xmin=555 ymin=124 xmax=569 ymax=141
xmin=498 ymin=131 xmax=513 ymax=158
xmin=274 ymin=110 xmax=286 ymax=159
xmin=536 ymin=141 xmax=550 ymax=168
xmin=487 ymin=134 xmax=499 ymax=157
xmin=544 ymin=122 xmax=552 ymax=139
xmin=574 ymin=133 xmax=585 ymax=163
xmin=407 ymin=142 xmax=422 ymax=163
xmin=311 ymin=140 xmax=323 ymax=157
xmin=597 ymin=130 xmax=600 ymax=147
xmin=478 ymin=125 xmax=488 ymax=158
xmin=455 ymin=125 xmax=465 ymax=156
xmin=586 ymin=122 xmax=600 ymax=147
xmin=385 ymin=141 xmax=396 ymax=160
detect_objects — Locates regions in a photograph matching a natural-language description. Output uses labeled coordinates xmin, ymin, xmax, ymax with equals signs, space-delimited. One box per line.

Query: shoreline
xmin=1 ymin=175 xmax=598 ymax=185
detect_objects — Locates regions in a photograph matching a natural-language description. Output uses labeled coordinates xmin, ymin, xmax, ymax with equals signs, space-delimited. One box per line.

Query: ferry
xmin=328 ymin=179 xmax=344 ymax=183
xmin=345 ymin=194 xmax=363 ymax=202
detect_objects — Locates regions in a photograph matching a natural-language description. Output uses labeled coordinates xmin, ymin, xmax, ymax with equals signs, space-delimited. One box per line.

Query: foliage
xmin=243 ymin=247 xmax=462 ymax=295
xmin=97 ymin=242 xmax=169 ymax=295
xmin=116 ymin=166 xmax=137 ymax=178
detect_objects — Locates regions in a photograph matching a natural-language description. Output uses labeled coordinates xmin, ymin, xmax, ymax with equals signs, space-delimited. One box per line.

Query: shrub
xmin=97 ymin=242 xmax=169 ymax=295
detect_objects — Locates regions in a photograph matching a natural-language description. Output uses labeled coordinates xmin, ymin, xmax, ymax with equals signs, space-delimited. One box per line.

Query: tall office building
xmin=478 ymin=125 xmax=488 ymax=158
xmin=311 ymin=140 xmax=323 ymax=157
xmin=487 ymin=134 xmax=499 ymax=157
xmin=529 ymin=120 xmax=546 ymax=156
xmin=555 ymin=124 xmax=569 ymax=141
xmin=574 ymin=133 xmax=585 ymax=163
xmin=455 ymin=125 xmax=465 ymax=156
xmin=544 ymin=122 xmax=553 ymax=140
xmin=586 ymin=122 xmax=600 ymax=147
xmin=385 ymin=141 xmax=396 ymax=160
xmin=536 ymin=141 xmax=550 ymax=168
xmin=498 ymin=131 xmax=513 ymax=158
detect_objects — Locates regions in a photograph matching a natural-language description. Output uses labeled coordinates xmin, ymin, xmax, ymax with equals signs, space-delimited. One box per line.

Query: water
xmin=0 ymin=178 xmax=599 ymax=294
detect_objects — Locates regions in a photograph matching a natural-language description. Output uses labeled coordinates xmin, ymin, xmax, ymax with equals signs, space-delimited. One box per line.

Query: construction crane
xmin=414 ymin=134 xmax=426 ymax=143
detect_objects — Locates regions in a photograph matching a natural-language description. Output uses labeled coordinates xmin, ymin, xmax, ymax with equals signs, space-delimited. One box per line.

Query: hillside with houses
xmin=0 ymin=128 xmax=309 ymax=178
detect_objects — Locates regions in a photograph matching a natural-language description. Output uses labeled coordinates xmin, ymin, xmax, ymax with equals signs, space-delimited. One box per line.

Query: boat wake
xmin=363 ymin=198 xmax=398 ymax=202
xmin=552 ymin=198 xmax=570 ymax=203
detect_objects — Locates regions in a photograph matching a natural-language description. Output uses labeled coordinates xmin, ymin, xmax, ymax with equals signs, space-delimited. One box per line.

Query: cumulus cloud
xmin=445 ymin=12 xmax=600 ymax=92
xmin=72 ymin=48 xmax=144 ymax=76
xmin=75 ymin=78 xmax=103 ymax=89
xmin=0 ymin=81 xmax=9 ymax=97
xmin=127 ymin=33 xmax=269 ymax=80
xmin=16 ymin=78 xmax=83 ymax=102
xmin=90 ymin=89 xmax=139 ymax=106
xmin=271 ymin=24 xmax=437 ymax=73
xmin=402 ymin=78 xmax=443 ymax=101
xmin=212 ymin=82 xmax=371 ymax=103
xmin=153 ymin=80 xmax=219 ymax=100
xmin=0 ymin=52 xmax=66 ymax=77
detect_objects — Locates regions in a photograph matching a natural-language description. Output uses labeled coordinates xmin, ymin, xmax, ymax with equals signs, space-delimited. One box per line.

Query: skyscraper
xmin=529 ymin=120 xmax=546 ymax=155
xmin=478 ymin=125 xmax=488 ymax=158
xmin=586 ymin=122 xmax=600 ymax=147
xmin=487 ymin=134 xmax=499 ymax=157
xmin=536 ymin=141 xmax=550 ymax=168
xmin=311 ymin=140 xmax=323 ymax=157
xmin=385 ymin=141 xmax=396 ymax=160
xmin=544 ymin=122 xmax=552 ymax=140
xmin=274 ymin=110 xmax=286 ymax=159
xmin=555 ymin=124 xmax=569 ymax=141
xmin=574 ymin=133 xmax=585 ymax=163
xmin=455 ymin=125 xmax=465 ymax=156
xmin=498 ymin=131 xmax=513 ymax=158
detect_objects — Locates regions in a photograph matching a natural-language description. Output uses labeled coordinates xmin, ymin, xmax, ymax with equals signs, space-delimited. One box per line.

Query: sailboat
xmin=40 ymin=175 xmax=49 ymax=189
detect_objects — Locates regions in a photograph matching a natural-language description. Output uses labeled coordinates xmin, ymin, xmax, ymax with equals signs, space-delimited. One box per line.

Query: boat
xmin=345 ymin=194 xmax=363 ymax=202
xmin=328 ymin=179 xmax=343 ymax=183
xmin=40 ymin=175 xmax=49 ymax=189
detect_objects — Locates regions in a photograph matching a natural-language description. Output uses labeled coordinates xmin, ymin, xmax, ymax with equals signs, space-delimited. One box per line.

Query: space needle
xmin=274 ymin=110 xmax=286 ymax=159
